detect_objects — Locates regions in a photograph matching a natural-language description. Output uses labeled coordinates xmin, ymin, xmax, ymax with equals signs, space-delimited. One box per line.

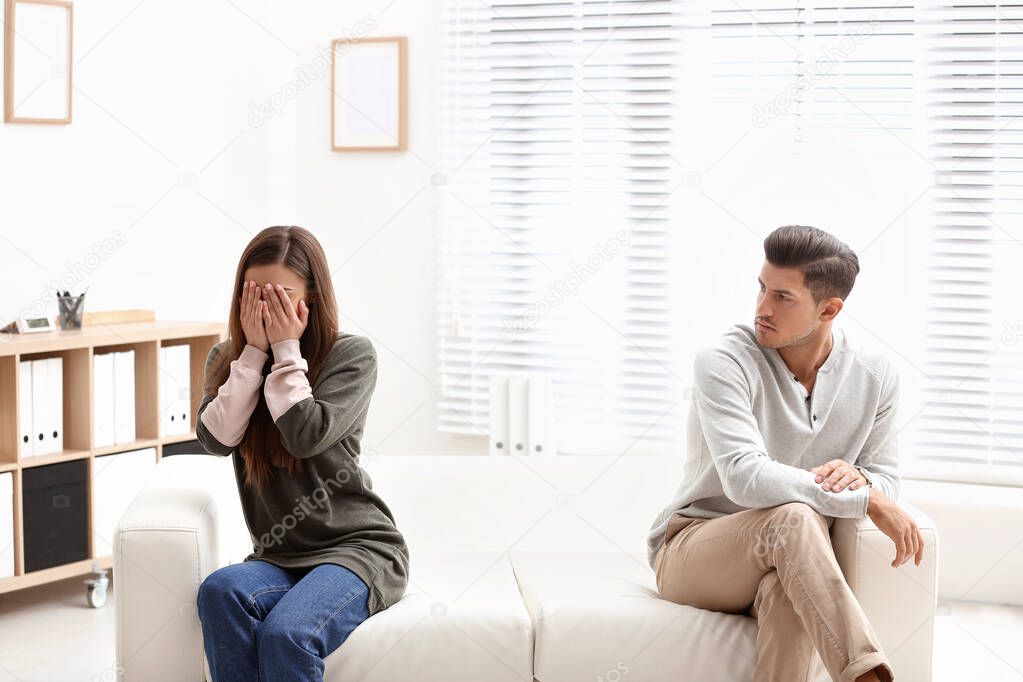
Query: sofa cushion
xmin=206 ymin=551 xmax=532 ymax=682
xmin=202 ymin=551 xmax=532 ymax=682
xmin=509 ymin=550 xmax=765 ymax=682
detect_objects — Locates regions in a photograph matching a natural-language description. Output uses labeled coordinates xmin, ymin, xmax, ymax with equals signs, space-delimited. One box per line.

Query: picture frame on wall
xmin=4 ymin=0 xmax=73 ymax=124
xmin=331 ymin=36 xmax=407 ymax=152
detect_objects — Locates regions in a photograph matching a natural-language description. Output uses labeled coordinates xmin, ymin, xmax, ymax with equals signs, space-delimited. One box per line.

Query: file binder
xmin=93 ymin=352 xmax=114 ymax=448
xmin=30 ymin=358 xmax=62 ymax=456
xmin=162 ymin=345 xmax=191 ymax=436
xmin=175 ymin=344 xmax=192 ymax=433
xmin=44 ymin=357 xmax=63 ymax=455
xmin=507 ymin=375 xmax=528 ymax=455
xmin=113 ymin=351 xmax=136 ymax=444
xmin=527 ymin=374 xmax=554 ymax=456
xmin=489 ymin=374 xmax=509 ymax=456
xmin=18 ymin=360 xmax=33 ymax=459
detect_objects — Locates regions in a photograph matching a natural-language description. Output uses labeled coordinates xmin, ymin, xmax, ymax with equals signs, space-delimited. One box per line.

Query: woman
xmin=194 ymin=225 xmax=409 ymax=682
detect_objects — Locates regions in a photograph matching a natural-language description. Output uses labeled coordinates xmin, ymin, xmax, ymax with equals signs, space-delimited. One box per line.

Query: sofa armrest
xmin=831 ymin=500 xmax=939 ymax=682
xmin=114 ymin=454 xmax=249 ymax=682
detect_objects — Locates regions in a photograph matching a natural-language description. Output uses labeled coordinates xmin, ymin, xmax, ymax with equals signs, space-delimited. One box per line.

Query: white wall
xmin=1 ymin=0 xmax=481 ymax=455
xmin=0 ymin=0 xmax=940 ymax=459
xmin=2 ymin=0 xmax=231 ymax=320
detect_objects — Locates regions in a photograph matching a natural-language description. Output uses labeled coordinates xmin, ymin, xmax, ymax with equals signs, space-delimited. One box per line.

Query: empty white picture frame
xmin=4 ymin=0 xmax=73 ymax=124
xmin=331 ymin=36 xmax=406 ymax=151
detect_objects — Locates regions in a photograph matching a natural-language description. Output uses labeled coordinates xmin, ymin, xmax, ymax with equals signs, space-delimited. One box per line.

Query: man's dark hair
xmin=763 ymin=225 xmax=860 ymax=303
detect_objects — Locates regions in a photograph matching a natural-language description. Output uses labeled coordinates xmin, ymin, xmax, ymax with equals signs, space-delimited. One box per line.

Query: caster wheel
xmin=85 ymin=568 xmax=110 ymax=608
xmin=87 ymin=582 xmax=107 ymax=608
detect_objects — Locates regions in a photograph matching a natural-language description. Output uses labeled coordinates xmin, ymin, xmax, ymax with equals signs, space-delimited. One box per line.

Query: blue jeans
xmin=196 ymin=559 xmax=371 ymax=682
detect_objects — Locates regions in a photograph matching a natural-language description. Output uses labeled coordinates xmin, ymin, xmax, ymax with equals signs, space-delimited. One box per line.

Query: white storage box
xmin=0 ymin=472 xmax=13 ymax=578
xmin=92 ymin=448 xmax=157 ymax=557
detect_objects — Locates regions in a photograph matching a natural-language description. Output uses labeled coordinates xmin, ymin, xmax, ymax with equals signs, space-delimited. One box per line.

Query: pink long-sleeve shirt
xmin=198 ymin=343 xmax=268 ymax=446
xmin=198 ymin=339 xmax=314 ymax=445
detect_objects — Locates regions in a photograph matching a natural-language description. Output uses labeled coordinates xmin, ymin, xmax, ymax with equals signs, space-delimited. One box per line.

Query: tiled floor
xmin=0 ymin=576 xmax=1021 ymax=681
xmin=0 ymin=577 xmax=118 ymax=682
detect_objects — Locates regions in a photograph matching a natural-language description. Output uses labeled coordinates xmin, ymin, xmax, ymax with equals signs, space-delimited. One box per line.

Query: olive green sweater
xmin=195 ymin=333 xmax=409 ymax=617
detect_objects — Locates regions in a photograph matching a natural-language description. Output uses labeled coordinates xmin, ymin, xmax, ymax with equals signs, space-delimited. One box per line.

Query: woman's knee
xmin=197 ymin=564 xmax=257 ymax=613
xmin=197 ymin=567 xmax=233 ymax=613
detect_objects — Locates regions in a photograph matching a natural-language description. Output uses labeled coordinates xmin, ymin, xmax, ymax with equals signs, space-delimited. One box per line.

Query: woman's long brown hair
xmin=202 ymin=226 xmax=340 ymax=492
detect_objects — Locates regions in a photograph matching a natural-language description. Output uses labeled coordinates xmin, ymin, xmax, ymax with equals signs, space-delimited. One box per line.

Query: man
xmin=646 ymin=225 xmax=924 ymax=682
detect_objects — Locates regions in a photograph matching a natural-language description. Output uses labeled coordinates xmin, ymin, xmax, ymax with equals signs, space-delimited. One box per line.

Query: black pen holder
xmin=57 ymin=294 xmax=86 ymax=330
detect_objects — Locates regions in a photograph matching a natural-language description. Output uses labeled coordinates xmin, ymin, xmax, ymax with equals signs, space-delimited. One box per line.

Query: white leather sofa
xmin=114 ymin=453 xmax=939 ymax=682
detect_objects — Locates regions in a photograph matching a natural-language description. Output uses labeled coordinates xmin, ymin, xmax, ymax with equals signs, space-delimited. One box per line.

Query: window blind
xmin=436 ymin=0 xmax=686 ymax=455
xmin=436 ymin=0 xmax=1023 ymax=476
xmin=705 ymin=1 xmax=916 ymax=148
xmin=915 ymin=1 xmax=1023 ymax=471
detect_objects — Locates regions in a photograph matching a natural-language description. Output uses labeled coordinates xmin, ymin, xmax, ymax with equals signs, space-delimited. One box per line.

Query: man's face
xmin=754 ymin=260 xmax=829 ymax=349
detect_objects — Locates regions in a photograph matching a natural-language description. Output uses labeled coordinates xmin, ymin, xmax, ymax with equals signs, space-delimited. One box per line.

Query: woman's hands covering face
xmin=261 ymin=282 xmax=309 ymax=345
xmin=239 ymin=281 xmax=270 ymax=353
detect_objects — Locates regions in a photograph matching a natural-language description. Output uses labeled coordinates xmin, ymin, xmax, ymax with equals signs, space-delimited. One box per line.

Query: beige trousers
xmin=653 ymin=502 xmax=895 ymax=682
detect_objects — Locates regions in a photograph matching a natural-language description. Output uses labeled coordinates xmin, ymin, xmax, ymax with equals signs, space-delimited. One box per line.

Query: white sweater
xmin=646 ymin=322 xmax=901 ymax=569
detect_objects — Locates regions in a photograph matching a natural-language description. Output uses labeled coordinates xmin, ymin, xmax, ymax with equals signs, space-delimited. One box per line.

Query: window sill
xmin=902 ymin=460 xmax=1023 ymax=489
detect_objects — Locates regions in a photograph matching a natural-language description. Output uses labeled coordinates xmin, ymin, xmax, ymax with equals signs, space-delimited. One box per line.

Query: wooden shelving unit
xmin=0 ymin=320 xmax=225 ymax=595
